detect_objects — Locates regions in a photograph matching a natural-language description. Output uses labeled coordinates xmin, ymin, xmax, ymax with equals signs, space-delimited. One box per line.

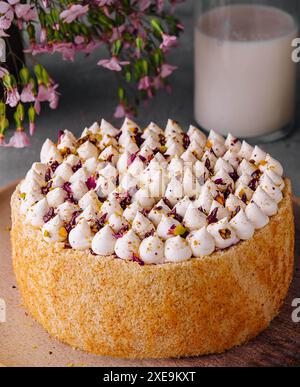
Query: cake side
xmin=11 ymin=180 xmax=294 ymax=359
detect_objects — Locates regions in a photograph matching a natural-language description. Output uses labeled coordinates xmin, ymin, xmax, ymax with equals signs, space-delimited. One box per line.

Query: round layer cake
xmin=11 ymin=118 xmax=294 ymax=358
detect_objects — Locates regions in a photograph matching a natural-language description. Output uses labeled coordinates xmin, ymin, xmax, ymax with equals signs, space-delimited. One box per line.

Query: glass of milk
xmin=194 ymin=0 xmax=299 ymax=140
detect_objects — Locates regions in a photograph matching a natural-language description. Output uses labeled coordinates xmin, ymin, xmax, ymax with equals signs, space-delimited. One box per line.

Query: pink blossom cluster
xmin=0 ymin=0 xmax=185 ymax=147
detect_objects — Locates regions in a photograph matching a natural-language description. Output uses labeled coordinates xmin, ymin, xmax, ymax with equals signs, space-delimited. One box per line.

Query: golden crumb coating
xmin=11 ymin=181 xmax=294 ymax=359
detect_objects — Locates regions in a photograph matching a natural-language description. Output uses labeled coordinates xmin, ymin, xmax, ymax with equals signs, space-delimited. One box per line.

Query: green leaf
xmin=151 ymin=19 xmax=163 ymax=34
xmin=112 ymin=39 xmax=122 ymax=56
xmin=20 ymin=67 xmax=30 ymax=86
xmin=28 ymin=105 xmax=35 ymax=123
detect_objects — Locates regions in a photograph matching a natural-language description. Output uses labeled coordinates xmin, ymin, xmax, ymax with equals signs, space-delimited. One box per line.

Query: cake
xmin=11 ymin=118 xmax=294 ymax=358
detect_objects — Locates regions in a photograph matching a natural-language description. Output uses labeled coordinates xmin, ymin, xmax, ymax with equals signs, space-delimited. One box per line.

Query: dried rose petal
xmin=113 ymin=223 xmax=129 ymax=239
xmin=65 ymin=210 xmax=82 ymax=233
xmin=205 ymin=158 xmax=211 ymax=172
xmin=207 ymin=208 xmax=218 ymax=224
xmin=168 ymin=208 xmax=183 ymax=223
xmin=219 ymin=228 xmax=232 ymax=240
xmin=241 ymin=193 xmax=248 ymax=204
xmin=43 ymin=207 xmax=55 ymax=223
xmin=248 ymin=178 xmax=258 ymax=191
xmin=182 ymin=133 xmax=190 ymax=149
xmin=134 ymin=133 xmax=143 ymax=147
xmin=131 ymin=254 xmax=145 ymax=266
xmin=62 ymin=182 xmax=72 ymax=194
xmin=57 ymin=130 xmax=64 ymax=144
xmin=72 ymin=161 xmax=82 ymax=173
xmin=107 ymin=154 xmax=113 ymax=162
xmin=140 ymin=208 xmax=150 ymax=217
xmin=86 ymin=176 xmax=96 ymax=190
xmin=41 ymin=180 xmax=53 ymax=195
xmin=45 ymin=168 xmax=52 ymax=182
xmin=127 ymin=152 xmax=137 ymax=167
xmin=214 ymin=178 xmax=226 ymax=186
xmin=229 ymin=171 xmax=239 ymax=182
xmin=159 ymin=134 xmax=166 ymax=145
xmin=252 ymin=169 xmax=261 ymax=179
xmin=163 ymin=197 xmax=172 ymax=209
xmin=144 ymin=229 xmax=155 ymax=238
xmin=50 ymin=161 xmax=59 ymax=173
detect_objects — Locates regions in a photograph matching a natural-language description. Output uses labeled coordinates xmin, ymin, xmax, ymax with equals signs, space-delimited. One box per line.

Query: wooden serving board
xmin=0 ymin=181 xmax=299 ymax=367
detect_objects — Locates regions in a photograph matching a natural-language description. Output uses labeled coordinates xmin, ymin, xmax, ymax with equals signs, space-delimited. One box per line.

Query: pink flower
xmin=139 ymin=0 xmax=151 ymax=11
xmin=0 ymin=1 xmax=11 ymax=14
xmin=0 ymin=9 xmax=14 ymax=30
xmin=29 ymin=121 xmax=35 ymax=136
xmin=37 ymin=83 xmax=59 ymax=109
xmin=60 ymin=4 xmax=89 ymax=24
xmin=80 ymin=40 xmax=102 ymax=54
xmin=6 ymin=87 xmax=20 ymax=107
xmin=34 ymin=99 xmax=41 ymax=115
xmin=114 ymin=103 xmax=126 ymax=118
xmin=74 ymin=35 xmax=85 ymax=45
xmin=20 ymin=83 xmax=35 ymax=103
xmin=160 ymin=33 xmax=177 ymax=51
xmin=25 ymin=43 xmax=53 ymax=56
xmin=160 ymin=63 xmax=177 ymax=78
xmin=53 ymin=42 xmax=75 ymax=61
xmin=40 ymin=28 xmax=47 ymax=43
xmin=138 ymin=76 xmax=151 ymax=90
xmin=98 ymin=57 xmax=129 ymax=72
xmin=5 ymin=130 xmax=30 ymax=148
xmin=0 ymin=66 xmax=8 ymax=78
xmin=15 ymin=4 xmax=37 ymax=22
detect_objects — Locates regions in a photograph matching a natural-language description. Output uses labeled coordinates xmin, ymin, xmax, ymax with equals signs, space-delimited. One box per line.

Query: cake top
xmin=19 ymin=118 xmax=285 ymax=265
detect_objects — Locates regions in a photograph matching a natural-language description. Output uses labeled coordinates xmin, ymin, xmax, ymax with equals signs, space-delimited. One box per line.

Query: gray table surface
xmin=1 ymin=2 xmax=300 ymax=195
